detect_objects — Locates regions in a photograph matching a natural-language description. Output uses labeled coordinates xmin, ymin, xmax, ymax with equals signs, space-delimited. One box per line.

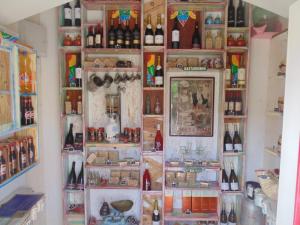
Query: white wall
xmin=276 ymin=1 xmax=300 ymax=224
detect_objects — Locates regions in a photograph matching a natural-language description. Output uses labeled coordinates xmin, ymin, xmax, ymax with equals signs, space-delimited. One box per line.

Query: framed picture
xmin=169 ymin=76 xmax=214 ymax=137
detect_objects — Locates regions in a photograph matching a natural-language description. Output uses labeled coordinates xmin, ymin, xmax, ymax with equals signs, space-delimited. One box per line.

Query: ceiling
xmin=0 ymin=0 xmax=297 ymax=26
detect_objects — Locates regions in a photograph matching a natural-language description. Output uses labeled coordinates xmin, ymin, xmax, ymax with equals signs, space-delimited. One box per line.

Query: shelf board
xmin=86 ymin=142 xmax=140 ymax=148
xmin=225 ymin=88 xmax=246 ymax=91
xmin=85 ymin=164 xmax=140 ymax=170
xmin=0 ymin=163 xmax=38 ymax=189
xmin=223 ymin=151 xmax=244 ymax=157
xmin=265 ymin=147 xmax=281 ymax=157
xmin=0 ymin=90 xmax=10 ymax=95
xmin=226 ymin=46 xmax=248 ymax=53
xmin=143 ymin=46 xmax=165 ymax=52
xmin=0 ymin=124 xmax=37 ymax=138
xmin=143 ymin=87 xmax=164 ymax=91
xmin=164 ymin=211 xmax=218 ymax=222
xmin=205 ymin=24 xmax=225 ymax=29
xmin=143 ymin=114 xmax=164 ymax=118
xmin=59 ymin=46 xmax=81 ymax=53
xmin=165 ymin=182 xmax=220 ymax=191
xmin=166 ymin=68 xmax=223 ymax=73
xmin=227 ymin=27 xmax=249 ymax=32
xmin=168 ymin=0 xmax=226 ymax=7
xmin=222 ymin=190 xmax=244 ymax=195
xmin=19 ymin=92 xmax=37 ymax=96
xmin=82 ymin=0 xmax=141 ymax=10
xmin=142 ymin=151 xmax=163 ymax=156
xmin=58 ymin=26 xmax=81 ymax=32
xmin=83 ymin=48 xmax=141 ymax=55
xmin=86 ymin=185 xmax=140 ymax=190
xmin=62 ymin=150 xmax=84 ymax=156
xmin=224 ymin=115 xmax=247 ymax=119
xmin=61 ymin=113 xmax=83 ymax=118
xmin=266 ymin=111 xmax=283 ymax=117
xmin=64 ymin=188 xmax=84 ymax=193
xmin=62 ymin=87 xmax=82 ymax=91
xmin=165 ymin=162 xmax=220 ymax=171
xmin=84 ymin=67 xmax=141 ymax=72
xmin=142 ymin=190 xmax=163 ymax=195
xmin=167 ymin=48 xmax=224 ymax=55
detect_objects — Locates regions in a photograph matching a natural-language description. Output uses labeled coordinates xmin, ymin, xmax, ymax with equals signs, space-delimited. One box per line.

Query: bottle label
xmin=64 ymin=8 xmax=72 ymax=20
xmin=30 ymin=110 xmax=34 ymax=121
xmin=109 ymin=40 xmax=115 ymax=45
xmin=228 ymin=223 xmax=237 ymax=225
xmin=221 ymin=182 xmax=229 ymax=191
xmin=133 ymin=39 xmax=140 ymax=44
xmin=225 ymin=143 xmax=233 ymax=151
xmin=75 ymin=68 xmax=82 ymax=79
xmin=12 ymin=159 xmax=16 ymax=169
xmin=145 ymin=180 xmax=151 ymax=190
xmin=117 ymin=39 xmax=124 ymax=44
xmin=88 ymin=36 xmax=94 ymax=46
xmin=230 ymin=182 xmax=239 ymax=191
xmin=155 ymin=141 xmax=162 ymax=150
xmin=25 ymin=111 xmax=31 ymax=121
xmin=152 ymin=221 xmax=160 ymax=225
xmin=95 ymin=34 xmax=101 ymax=45
xmin=225 ymin=69 xmax=231 ymax=80
xmin=0 ymin=164 xmax=6 ymax=176
xmin=30 ymin=151 xmax=34 ymax=160
xmin=229 ymin=102 xmax=234 ymax=111
xmin=235 ymin=102 xmax=242 ymax=111
xmin=75 ymin=8 xmax=81 ymax=19
xmin=22 ymin=154 xmax=27 ymax=164
xmin=125 ymin=40 xmax=131 ymax=46
xmin=224 ymin=101 xmax=229 ymax=111
xmin=155 ymin=35 xmax=164 ymax=44
xmin=238 ymin=68 xmax=245 ymax=80
xmin=172 ymin=30 xmax=179 ymax=42
xmin=145 ymin=35 xmax=154 ymax=44
xmin=77 ymin=102 xmax=82 ymax=114
xmin=234 ymin=143 xmax=243 ymax=151
xmin=155 ymin=76 xmax=163 ymax=86
xmin=221 ymin=223 xmax=228 ymax=225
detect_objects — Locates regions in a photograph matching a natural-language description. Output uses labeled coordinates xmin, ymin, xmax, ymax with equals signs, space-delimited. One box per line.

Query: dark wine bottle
xmin=9 ymin=146 xmax=17 ymax=175
xmin=234 ymin=92 xmax=242 ymax=115
xmin=29 ymin=97 xmax=34 ymax=125
xmin=65 ymin=123 xmax=74 ymax=150
xmin=236 ymin=0 xmax=245 ymax=27
xmin=75 ymin=56 xmax=82 ymax=87
xmin=152 ymin=199 xmax=160 ymax=225
xmin=28 ymin=137 xmax=35 ymax=165
xmin=95 ymin=23 xmax=102 ymax=48
xmin=86 ymin=26 xmax=94 ymax=48
xmin=155 ymin=56 xmax=163 ymax=87
xmin=229 ymin=162 xmax=239 ymax=191
xmin=145 ymin=15 xmax=154 ymax=46
xmin=77 ymin=162 xmax=84 ymax=190
xmin=224 ymin=124 xmax=233 ymax=151
xmin=0 ymin=150 xmax=7 ymax=182
xmin=228 ymin=92 xmax=235 ymax=115
xmin=108 ymin=19 xmax=116 ymax=48
xmin=25 ymin=97 xmax=31 ymax=125
xmin=233 ymin=124 xmax=243 ymax=152
xmin=116 ymin=19 xmax=124 ymax=48
xmin=228 ymin=203 xmax=237 ymax=225
xmin=192 ymin=21 xmax=201 ymax=49
xmin=74 ymin=0 xmax=81 ymax=27
xmin=171 ymin=18 xmax=180 ymax=49
xmin=220 ymin=203 xmax=228 ymax=225
xmin=20 ymin=141 xmax=27 ymax=170
xmin=124 ymin=20 xmax=132 ymax=49
xmin=228 ymin=0 xmax=235 ymax=27
xmin=67 ymin=161 xmax=77 ymax=189
xmin=21 ymin=97 xmax=26 ymax=126
xmin=154 ymin=14 xmax=164 ymax=46
xmin=63 ymin=3 xmax=72 ymax=26
xmin=132 ymin=17 xmax=140 ymax=49
xmin=221 ymin=168 xmax=229 ymax=191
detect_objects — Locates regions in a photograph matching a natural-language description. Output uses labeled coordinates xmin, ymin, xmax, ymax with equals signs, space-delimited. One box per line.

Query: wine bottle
xmin=154 ymin=97 xmax=161 ymax=114
xmin=233 ymin=124 xmax=242 ymax=152
xmin=74 ymin=0 xmax=81 ymax=27
xmin=154 ymin=124 xmax=163 ymax=151
xmin=75 ymin=56 xmax=82 ymax=87
xmin=228 ymin=0 xmax=235 ymax=27
xmin=152 ymin=199 xmax=160 ymax=225
xmin=224 ymin=92 xmax=229 ymax=115
xmin=229 ymin=162 xmax=239 ymax=191
xmin=63 ymin=3 xmax=72 ymax=26
xmin=25 ymin=97 xmax=31 ymax=125
xmin=9 ymin=146 xmax=16 ymax=175
xmin=28 ymin=137 xmax=35 ymax=165
xmin=116 ymin=19 xmax=124 ymax=48
xmin=132 ymin=16 xmax=140 ymax=49
xmin=224 ymin=124 xmax=233 ymax=151
xmin=145 ymin=95 xmax=151 ymax=114
xmin=154 ymin=14 xmax=164 ymax=46
xmin=21 ymin=97 xmax=26 ymax=126
xmin=95 ymin=23 xmax=102 ymax=48
xmin=155 ymin=56 xmax=163 ymax=87
xmin=124 ymin=20 xmax=132 ymax=48
xmin=143 ymin=164 xmax=151 ymax=191
xmin=86 ymin=26 xmax=94 ymax=48
xmin=0 ymin=150 xmax=7 ymax=182
xmin=220 ymin=203 xmax=228 ymax=225
xmin=67 ymin=161 xmax=77 ymax=189
xmin=236 ymin=0 xmax=245 ymax=27
xmin=221 ymin=168 xmax=229 ymax=191
xmin=192 ymin=21 xmax=201 ymax=49
xmin=77 ymin=162 xmax=84 ymax=190
xmin=145 ymin=15 xmax=154 ymax=46
xmin=65 ymin=123 xmax=74 ymax=149
xmin=77 ymin=96 xmax=82 ymax=115
xmin=29 ymin=97 xmax=34 ymax=125
xmin=228 ymin=92 xmax=235 ymax=115
xmin=234 ymin=92 xmax=242 ymax=115
xmin=108 ymin=19 xmax=116 ymax=48
xmin=20 ymin=141 xmax=27 ymax=170
xmin=171 ymin=18 xmax=180 ymax=49
xmin=228 ymin=203 xmax=237 ymax=225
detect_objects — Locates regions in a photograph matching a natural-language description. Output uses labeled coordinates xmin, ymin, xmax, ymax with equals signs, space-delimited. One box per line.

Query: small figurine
xmin=73 ymin=34 xmax=81 ymax=46
xmin=100 ymin=201 xmax=110 ymax=217
xmin=236 ymin=35 xmax=246 ymax=46
xmin=63 ymin=34 xmax=73 ymax=46
xmin=205 ymin=14 xmax=214 ymax=25
xmin=214 ymin=15 xmax=222 ymax=24
xmin=227 ymin=35 xmax=236 ymax=47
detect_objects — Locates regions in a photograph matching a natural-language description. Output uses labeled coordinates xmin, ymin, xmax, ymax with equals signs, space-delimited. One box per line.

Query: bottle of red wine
xmin=63 ymin=3 xmax=72 ymax=26
xmin=108 ymin=19 xmax=116 ymax=48
xmin=132 ymin=17 xmax=140 ymax=49
xmin=65 ymin=123 xmax=74 ymax=150
xmin=154 ymin=14 xmax=164 ymax=46
xmin=154 ymin=124 xmax=163 ymax=151
xmin=74 ymin=0 xmax=81 ymax=27
xmin=234 ymin=92 xmax=242 ymax=115
xmin=228 ymin=0 xmax=235 ymax=27
xmin=155 ymin=56 xmax=163 ymax=87
xmin=116 ymin=19 xmax=124 ymax=48
xmin=124 ymin=20 xmax=132 ymax=48
xmin=192 ymin=21 xmax=201 ymax=49
xmin=9 ymin=146 xmax=17 ymax=175
xmin=220 ymin=203 xmax=228 ymax=225
xmin=95 ymin=23 xmax=102 ymax=48
xmin=28 ymin=137 xmax=35 ymax=165
xmin=233 ymin=124 xmax=242 ymax=152
xmin=86 ymin=26 xmax=94 ymax=48
xmin=229 ymin=162 xmax=239 ymax=191
xmin=228 ymin=203 xmax=237 ymax=225
xmin=221 ymin=168 xmax=229 ymax=191
xmin=67 ymin=161 xmax=77 ymax=189
xmin=29 ymin=97 xmax=34 ymax=125
xmin=145 ymin=15 xmax=154 ymax=46
xmin=20 ymin=141 xmax=27 ymax=170
xmin=228 ymin=92 xmax=235 ymax=115
xmin=171 ymin=18 xmax=180 ymax=49
xmin=236 ymin=0 xmax=245 ymax=27
xmin=0 ymin=150 xmax=7 ymax=182
xmin=224 ymin=124 xmax=233 ymax=152
xmin=21 ymin=97 xmax=26 ymax=126
xmin=143 ymin=164 xmax=151 ymax=191
xmin=77 ymin=162 xmax=84 ymax=190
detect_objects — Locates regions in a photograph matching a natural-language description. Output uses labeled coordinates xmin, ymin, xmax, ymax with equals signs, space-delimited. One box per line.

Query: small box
xmin=164 ymin=190 xmax=173 ymax=213
xmin=86 ymin=153 xmax=97 ymax=164
xmin=191 ymin=190 xmax=202 ymax=213
xmin=128 ymin=179 xmax=139 ymax=187
xmin=130 ymin=171 xmax=140 ymax=180
xmin=166 ymin=171 xmax=176 ymax=183
xmin=186 ymin=172 xmax=196 ymax=185
xmin=97 ymin=151 xmax=109 ymax=160
xmin=121 ymin=171 xmax=130 ymax=178
xmin=176 ymin=172 xmax=186 ymax=182
xmin=95 ymin=156 xmax=106 ymax=165
xmin=108 ymin=151 xmax=119 ymax=162
xmin=182 ymin=190 xmax=192 ymax=213
xmin=111 ymin=170 xmax=121 ymax=177
xmin=187 ymin=57 xmax=199 ymax=67
xmin=109 ymin=176 xmax=120 ymax=185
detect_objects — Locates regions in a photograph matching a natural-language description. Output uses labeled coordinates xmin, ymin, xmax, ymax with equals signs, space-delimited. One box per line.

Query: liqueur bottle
xmin=220 ymin=203 xmax=228 ymax=225
xmin=155 ymin=56 xmax=163 ymax=87
xmin=143 ymin=164 xmax=151 ymax=191
xmin=154 ymin=97 xmax=161 ymax=115
xmin=116 ymin=19 xmax=124 ymax=48
xmin=154 ymin=14 xmax=164 ymax=46
xmin=236 ymin=0 xmax=245 ymax=27
xmin=132 ymin=17 xmax=140 ymax=48
xmin=63 ymin=3 xmax=72 ymax=26
xmin=234 ymin=92 xmax=242 ymax=115
xmin=95 ymin=23 xmax=102 ymax=48
xmin=154 ymin=124 xmax=163 ymax=151
xmin=108 ymin=19 xmax=116 ymax=48
xmin=228 ymin=0 xmax=235 ymax=27
xmin=20 ymin=141 xmax=27 ymax=170
xmin=145 ymin=15 xmax=154 ymax=46
xmin=171 ymin=18 xmax=180 ymax=49
xmin=0 ymin=151 xmax=7 ymax=182
xmin=65 ymin=123 xmax=74 ymax=149
xmin=152 ymin=199 xmax=160 ymax=225
xmin=233 ymin=124 xmax=242 ymax=152
xmin=28 ymin=137 xmax=35 ymax=165
xmin=224 ymin=124 xmax=233 ymax=152
xmin=192 ymin=21 xmax=201 ymax=49
xmin=67 ymin=161 xmax=77 ymax=189
xmin=229 ymin=163 xmax=239 ymax=191
xmin=228 ymin=203 xmax=237 ymax=225
xmin=74 ymin=0 xmax=81 ymax=27
xmin=124 ymin=20 xmax=132 ymax=48
xmin=221 ymin=168 xmax=230 ymax=191
xmin=86 ymin=26 xmax=95 ymax=48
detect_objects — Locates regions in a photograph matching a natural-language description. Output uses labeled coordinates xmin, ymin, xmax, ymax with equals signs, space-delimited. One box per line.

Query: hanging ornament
xmin=112 ymin=9 xmax=138 ymax=24
xmin=170 ymin=10 xmax=196 ymax=27
xmin=146 ymin=54 xmax=155 ymax=86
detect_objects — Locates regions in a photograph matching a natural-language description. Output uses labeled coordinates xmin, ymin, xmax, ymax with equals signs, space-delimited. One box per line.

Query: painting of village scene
xmin=170 ymin=77 xmax=214 ymax=137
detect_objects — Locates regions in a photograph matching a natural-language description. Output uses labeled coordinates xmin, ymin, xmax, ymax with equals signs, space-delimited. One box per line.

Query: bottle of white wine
xmin=224 ymin=124 xmax=233 ymax=152
xmin=221 ymin=168 xmax=229 ymax=191
xmin=220 ymin=203 xmax=228 ymax=225
xmin=233 ymin=124 xmax=242 ymax=152
xmin=229 ymin=162 xmax=239 ymax=191
xmin=171 ymin=18 xmax=180 ymax=49
xmin=155 ymin=56 xmax=163 ymax=87
xmin=145 ymin=15 xmax=154 ymax=45
xmin=154 ymin=14 xmax=164 ymax=46
xmin=152 ymin=199 xmax=160 ymax=225
xmin=228 ymin=203 xmax=237 ymax=225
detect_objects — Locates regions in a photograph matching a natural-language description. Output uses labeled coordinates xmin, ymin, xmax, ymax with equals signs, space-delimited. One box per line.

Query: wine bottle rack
xmin=58 ymin=0 xmax=252 ymax=225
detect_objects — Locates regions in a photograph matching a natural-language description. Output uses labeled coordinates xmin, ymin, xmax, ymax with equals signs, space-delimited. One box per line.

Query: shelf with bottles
xmin=63 ymin=90 xmax=83 ymax=116
xmin=63 ymin=155 xmax=85 ymax=191
xmin=61 ymin=52 xmax=82 ymax=89
xmin=204 ymin=9 xmax=225 ymax=29
xmin=165 ymin=161 xmax=221 ymax=170
xmin=60 ymin=0 xmax=82 ymax=27
xmin=143 ymin=90 xmax=164 ymax=116
xmin=221 ymin=158 xmax=244 ymax=193
xmin=63 ymin=119 xmax=83 ymax=153
xmin=220 ymin=193 xmax=243 ymax=225
xmin=203 ymin=29 xmax=225 ymax=51
xmin=223 ymin=122 xmax=244 ymax=154
xmin=224 ymin=90 xmax=245 ymax=118
xmin=143 ymin=52 xmax=165 ymax=89
xmin=142 ymin=196 xmax=163 ymax=225
xmin=60 ymin=32 xmax=82 ymax=48
xmin=227 ymin=0 xmax=250 ymax=30
xmin=142 ymin=156 xmax=163 ymax=192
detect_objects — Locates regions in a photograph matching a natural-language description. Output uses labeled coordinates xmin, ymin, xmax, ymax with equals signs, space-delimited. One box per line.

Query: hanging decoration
xmin=170 ymin=10 xmax=196 ymax=27
xmin=231 ymin=54 xmax=242 ymax=86
xmin=112 ymin=9 xmax=138 ymax=23
xmin=146 ymin=54 xmax=155 ymax=86
xmin=0 ymin=31 xmax=18 ymax=45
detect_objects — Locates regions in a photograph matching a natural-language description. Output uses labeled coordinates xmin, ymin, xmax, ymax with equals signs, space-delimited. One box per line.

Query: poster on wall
xmin=169 ymin=77 xmax=214 ymax=137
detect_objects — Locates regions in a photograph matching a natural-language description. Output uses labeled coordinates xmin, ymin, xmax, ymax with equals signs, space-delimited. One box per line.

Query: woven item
xmin=256 ymin=170 xmax=279 ymax=200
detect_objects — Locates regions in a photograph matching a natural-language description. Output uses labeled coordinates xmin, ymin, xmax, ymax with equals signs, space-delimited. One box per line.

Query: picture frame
xmin=169 ymin=76 xmax=215 ymax=137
